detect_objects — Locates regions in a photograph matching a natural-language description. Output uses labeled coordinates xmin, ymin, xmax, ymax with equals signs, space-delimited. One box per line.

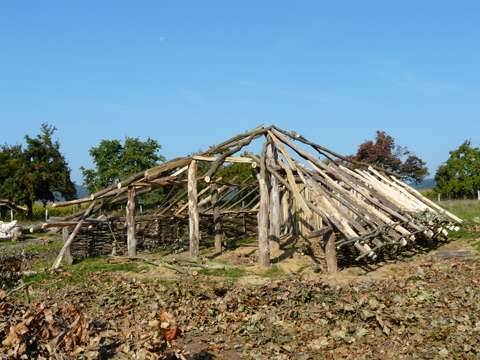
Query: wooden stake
xmin=211 ymin=182 xmax=222 ymax=252
xmin=324 ymin=230 xmax=337 ymax=273
xmin=256 ymin=141 xmax=270 ymax=267
xmin=188 ymin=160 xmax=200 ymax=257
xmin=62 ymin=227 xmax=73 ymax=265
xmin=127 ymin=186 xmax=137 ymax=257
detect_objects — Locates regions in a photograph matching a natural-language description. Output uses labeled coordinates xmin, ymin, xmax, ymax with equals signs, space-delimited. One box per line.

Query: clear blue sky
xmin=1 ymin=1 xmax=479 ymax=183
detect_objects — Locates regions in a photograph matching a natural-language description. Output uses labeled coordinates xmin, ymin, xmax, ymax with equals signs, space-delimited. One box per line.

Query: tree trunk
xmin=27 ymin=200 xmax=33 ymax=220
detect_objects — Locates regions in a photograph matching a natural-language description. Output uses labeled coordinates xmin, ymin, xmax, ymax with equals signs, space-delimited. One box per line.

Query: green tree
xmin=81 ymin=137 xmax=165 ymax=193
xmin=350 ymin=130 xmax=429 ymax=183
xmin=0 ymin=144 xmax=28 ymax=205
xmin=434 ymin=141 xmax=480 ymax=199
xmin=23 ymin=124 xmax=76 ymax=216
xmin=0 ymin=124 xmax=76 ymax=218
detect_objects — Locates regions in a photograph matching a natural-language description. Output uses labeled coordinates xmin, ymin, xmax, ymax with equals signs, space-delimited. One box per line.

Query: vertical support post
xmin=478 ymin=190 xmax=480 ymax=201
xmin=10 ymin=209 xmax=14 ymax=222
xmin=324 ymin=230 xmax=337 ymax=273
xmin=45 ymin=207 xmax=48 ymax=222
xmin=437 ymin=193 xmax=441 ymax=203
xmin=267 ymin=145 xmax=281 ymax=252
xmin=127 ymin=186 xmax=137 ymax=257
xmin=211 ymin=182 xmax=222 ymax=252
xmin=62 ymin=227 xmax=73 ymax=265
xmin=256 ymin=142 xmax=270 ymax=267
xmin=188 ymin=160 xmax=200 ymax=257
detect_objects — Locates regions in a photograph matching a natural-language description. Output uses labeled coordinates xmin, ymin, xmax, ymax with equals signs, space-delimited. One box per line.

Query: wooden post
xmin=62 ymin=227 xmax=73 ymax=265
xmin=256 ymin=142 xmax=270 ymax=267
xmin=127 ymin=186 xmax=137 ymax=257
xmin=268 ymin=145 xmax=281 ymax=251
xmin=188 ymin=160 xmax=200 ymax=257
xmin=478 ymin=190 xmax=480 ymax=201
xmin=211 ymin=182 xmax=222 ymax=252
xmin=437 ymin=193 xmax=441 ymax=203
xmin=45 ymin=207 xmax=48 ymax=222
xmin=10 ymin=209 xmax=13 ymax=222
xmin=324 ymin=230 xmax=337 ymax=273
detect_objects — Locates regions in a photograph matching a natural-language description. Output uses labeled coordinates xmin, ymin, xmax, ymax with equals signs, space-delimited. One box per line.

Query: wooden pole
xmin=211 ymin=182 xmax=222 ymax=252
xmin=324 ymin=230 xmax=337 ymax=273
xmin=127 ymin=186 xmax=137 ymax=257
xmin=188 ymin=160 xmax=200 ymax=257
xmin=267 ymin=144 xmax=281 ymax=252
xmin=62 ymin=227 xmax=73 ymax=265
xmin=256 ymin=141 xmax=270 ymax=267
xmin=10 ymin=209 xmax=13 ymax=222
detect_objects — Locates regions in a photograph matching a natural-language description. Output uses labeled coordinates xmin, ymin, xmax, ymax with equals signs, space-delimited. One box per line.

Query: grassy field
xmin=0 ymin=203 xmax=87 ymax=223
xmin=438 ymin=199 xmax=480 ymax=223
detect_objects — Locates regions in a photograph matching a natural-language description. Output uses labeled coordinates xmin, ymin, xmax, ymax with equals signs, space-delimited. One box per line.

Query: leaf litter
xmin=1 ymin=257 xmax=479 ymax=359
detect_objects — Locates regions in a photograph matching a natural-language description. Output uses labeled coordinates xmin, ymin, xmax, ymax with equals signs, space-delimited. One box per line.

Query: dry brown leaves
xmin=0 ymin=292 xmax=181 ymax=359
xmin=0 ymin=255 xmax=23 ymax=290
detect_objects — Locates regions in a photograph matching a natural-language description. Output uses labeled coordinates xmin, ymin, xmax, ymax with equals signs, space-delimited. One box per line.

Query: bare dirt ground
xmin=1 ymin=234 xmax=480 ymax=359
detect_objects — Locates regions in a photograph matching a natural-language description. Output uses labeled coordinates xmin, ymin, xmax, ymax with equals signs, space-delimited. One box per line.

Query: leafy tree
xmin=0 ymin=124 xmax=76 ymax=218
xmin=350 ymin=130 xmax=428 ymax=183
xmin=0 ymin=144 xmax=28 ymax=205
xmin=434 ymin=141 xmax=480 ymax=198
xmin=81 ymin=137 xmax=165 ymax=193
xmin=23 ymin=124 xmax=76 ymax=216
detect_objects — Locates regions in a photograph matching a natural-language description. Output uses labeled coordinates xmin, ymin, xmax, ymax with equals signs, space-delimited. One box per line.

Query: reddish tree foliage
xmin=350 ymin=131 xmax=428 ymax=183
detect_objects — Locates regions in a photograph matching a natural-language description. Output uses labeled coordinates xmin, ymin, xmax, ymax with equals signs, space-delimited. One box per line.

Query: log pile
xmin=47 ymin=125 xmax=462 ymax=271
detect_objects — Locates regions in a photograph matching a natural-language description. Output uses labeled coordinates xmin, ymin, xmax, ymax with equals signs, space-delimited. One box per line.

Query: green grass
xmin=235 ymin=236 xmax=257 ymax=246
xmin=437 ymin=200 xmax=480 ymax=224
xmin=199 ymin=266 xmax=247 ymax=278
xmin=24 ymin=257 xmax=147 ymax=288
xmin=260 ymin=265 xmax=286 ymax=278
xmin=6 ymin=203 xmax=88 ymax=223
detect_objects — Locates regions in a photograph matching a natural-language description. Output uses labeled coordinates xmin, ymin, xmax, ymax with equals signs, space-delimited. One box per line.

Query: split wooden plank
xmin=389 ymin=175 xmax=463 ymax=223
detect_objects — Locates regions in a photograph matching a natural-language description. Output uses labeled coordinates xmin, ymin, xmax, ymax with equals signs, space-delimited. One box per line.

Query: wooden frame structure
xmin=47 ymin=126 xmax=462 ymax=272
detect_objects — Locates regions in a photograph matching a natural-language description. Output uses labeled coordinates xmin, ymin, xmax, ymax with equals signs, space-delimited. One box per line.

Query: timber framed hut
xmin=47 ymin=125 xmax=462 ymax=272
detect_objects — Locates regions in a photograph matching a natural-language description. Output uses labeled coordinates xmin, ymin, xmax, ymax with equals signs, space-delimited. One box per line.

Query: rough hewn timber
xmin=188 ymin=160 xmax=200 ymax=257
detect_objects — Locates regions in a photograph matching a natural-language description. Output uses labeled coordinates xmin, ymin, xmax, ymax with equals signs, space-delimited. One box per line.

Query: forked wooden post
xmin=188 ymin=159 xmax=200 ymax=257
xmin=256 ymin=142 xmax=270 ymax=267
xmin=127 ymin=186 xmax=137 ymax=257
xmin=211 ymin=182 xmax=222 ymax=252
xmin=324 ymin=230 xmax=338 ymax=273
xmin=62 ymin=227 xmax=73 ymax=265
